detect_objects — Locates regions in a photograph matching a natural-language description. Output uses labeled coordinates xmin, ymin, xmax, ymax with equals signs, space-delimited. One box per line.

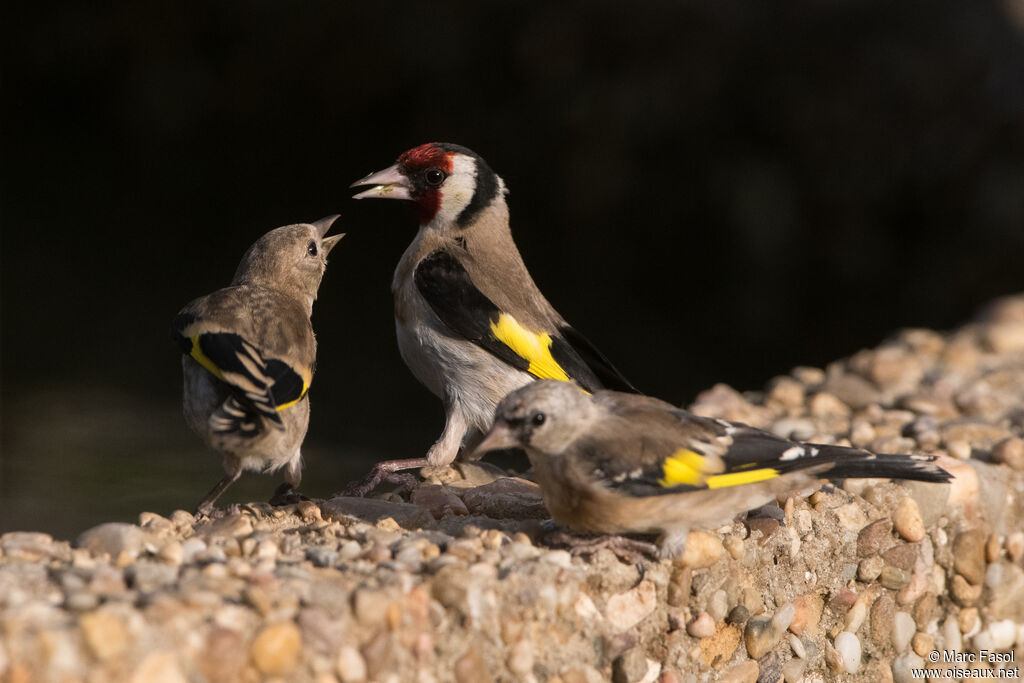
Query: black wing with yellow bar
xmin=413 ymin=250 xmax=636 ymax=393
xmin=589 ymin=410 xmax=951 ymax=499
xmin=171 ymin=313 xmax=307 ymax=433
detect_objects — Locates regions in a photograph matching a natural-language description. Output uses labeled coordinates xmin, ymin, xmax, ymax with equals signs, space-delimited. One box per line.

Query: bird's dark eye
xmin=425 ymin=168 xmax=446 ymax=187
xmin=307 ymin=241 xmax=318 ymax=256
xmin=531 ymin=412 xmax=546 ymax=426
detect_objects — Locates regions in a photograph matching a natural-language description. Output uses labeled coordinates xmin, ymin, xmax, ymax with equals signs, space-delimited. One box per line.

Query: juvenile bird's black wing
xmin=171 ymin=288 xmax=312 ymax=435
xmin=581 ymin=393 xmax=951 ymax=498
xmin=414 ymin=250 xmax=636 ymax=392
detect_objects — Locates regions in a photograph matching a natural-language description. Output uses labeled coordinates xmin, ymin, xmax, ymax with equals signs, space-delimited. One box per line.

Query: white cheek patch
xmin=433 ymin=155 xmax=478 ymax=226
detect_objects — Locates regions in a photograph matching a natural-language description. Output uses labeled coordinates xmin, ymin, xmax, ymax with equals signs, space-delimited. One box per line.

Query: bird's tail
xmin=827 ymin=452 xmax=952 ymax=483
xmin=210 ymin=396 xmax=269 ymax=439
xmin=776 ymin=445 xmax=953 ymax=484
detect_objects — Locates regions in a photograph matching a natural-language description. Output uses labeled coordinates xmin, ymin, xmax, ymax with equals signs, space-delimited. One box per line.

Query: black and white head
xmin=475 ymin=380 xmax=600 ymax=457
xmin=232 ymin=215 xmax=344 ymax=301
xmin=351 ymin=142 xmax=507 ymax=230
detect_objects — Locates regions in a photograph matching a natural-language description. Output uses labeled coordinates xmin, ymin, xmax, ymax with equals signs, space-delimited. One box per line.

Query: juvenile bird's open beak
xmin=350 ymin=164 xmax=412 ymax=201
xmin=322 ymin=233 xmax=345 ymax=254
xmin=473 ymin=421 xmax=519 ymax=457
xmin=311 ymin=214 xmax=340 ymax=237
xmin=310 ymin=215 xmax=344 ymax=253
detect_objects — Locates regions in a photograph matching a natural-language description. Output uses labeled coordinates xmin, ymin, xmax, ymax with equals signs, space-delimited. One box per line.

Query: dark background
xmin=4 ymin=0 xmax=1024 ymax=538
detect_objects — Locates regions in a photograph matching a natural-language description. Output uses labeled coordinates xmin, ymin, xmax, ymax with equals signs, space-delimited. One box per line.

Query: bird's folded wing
xmin=414 ymin=250 xmax=635 ymax=392
xmin=585 ymin=406 xmax=950 ymax=498
xmin=171 ymin=313 xmax=309 ymax=431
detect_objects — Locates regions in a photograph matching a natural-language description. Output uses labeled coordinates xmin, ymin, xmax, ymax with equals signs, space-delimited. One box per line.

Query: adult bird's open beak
xmin=472 ymin=421 xmax=519 ymax=458
xmin=350 ymin=164 xmax=412 ymax=201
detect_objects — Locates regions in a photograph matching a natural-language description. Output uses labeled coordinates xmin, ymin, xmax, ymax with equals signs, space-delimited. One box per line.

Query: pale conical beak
xmin=311 ymin=214 xmax=341 ymax=237
xmin=472 ymin=421 xmax=520 ymax=458
xmin=350 ymin=164 xmax=412 ymax=201
xmin=321 ymin=233 xmax=345 ymax=254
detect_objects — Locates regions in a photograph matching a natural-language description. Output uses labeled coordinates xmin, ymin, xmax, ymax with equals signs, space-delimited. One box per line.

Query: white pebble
xmin=987 ymin=619 xmax=1018 ymax=650
xmin=892 ymin=653 xmax=924 ymax=683
xmin=180 ymin=538 xmax=207 ymax=564
xmin=893 ymin=611 xmax=916 ymax=653
xmin=986 ymin=562 xmax=1003 ymax=588
xmin=707 ymin=589 xmax=729 ymax=622
xmin=833 ymin=631 xmax=861 ymax=674
xmin=336 ymin=645 xmax=367 ymax=682
xmin=942 ymin=616 xmax=962 ymax=653
xmin=543 ymin=550 xmax=573 ymax=568
xmin=844 ymin=599 xmax=868 ymax=633
xmin=788 ymin=633 xmax=806 ymax=659
xmin=772 ymin=602 xmax=795 ymax=632
xmin=973 ymin=629 xmax=994 ymax=653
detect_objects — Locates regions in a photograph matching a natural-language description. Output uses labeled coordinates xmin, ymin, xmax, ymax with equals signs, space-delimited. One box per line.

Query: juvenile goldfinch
xmin=171 ymin=216 xmax=343 ymax=515
xmin=348 ymin=143 xmax=636 ymax=492
xmin=476 ymin=380 xmax=952 ymax=559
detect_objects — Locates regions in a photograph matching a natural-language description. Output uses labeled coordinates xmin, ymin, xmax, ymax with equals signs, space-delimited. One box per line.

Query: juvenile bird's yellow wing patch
xmin=189 ymin=334 xmax=226 ymax=381
xmin=659 ymin=448 xmax=779 ymax=489
xmin=706 ymin=468 xmax=779 ymax=488
xmin=659 ymin=449 xmax=707 ymax=487
xmin=489 ymin=313 xmax=570 ymax=382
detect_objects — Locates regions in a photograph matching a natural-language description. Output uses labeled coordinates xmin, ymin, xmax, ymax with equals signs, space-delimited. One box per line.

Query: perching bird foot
xmin=547 ymin=530 xmax=659 ymax=565
xmin=268 ymin=483 xmax=307 ymax=507
xmin=338 ymin=458 xmax=429 ymax=497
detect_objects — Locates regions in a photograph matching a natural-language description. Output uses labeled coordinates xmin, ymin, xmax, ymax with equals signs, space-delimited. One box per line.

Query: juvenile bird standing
xmin=171 ymin=217 xmax=343 ymax=515
xmin=348 ymin=143 xmax=636 ymax=493
xmin=476 ymin=380 xmax=953 ymax=559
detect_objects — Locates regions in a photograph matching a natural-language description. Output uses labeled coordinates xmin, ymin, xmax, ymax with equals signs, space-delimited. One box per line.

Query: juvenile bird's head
xmin=351 ymin=143 xmax=507 ymax=230
xmin=232 ymin=215 xmax=344 ymax=308
xmin=475 ymin=380 xmax=600 ymax=458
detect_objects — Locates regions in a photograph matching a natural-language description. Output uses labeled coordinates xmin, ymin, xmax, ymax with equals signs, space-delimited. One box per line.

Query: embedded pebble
xmin=707 ymin=589 xmax=729 ymax=622
xmin=833 ymin=631 xmax=861 ymax=674
xmin=251 ymin=621 xmax=302 ymax=676
xmin=606 ymin=580 xmax=657 ymax=633
xmin=679 ymin=531 xmax=724 ymax=568
xmin=892 ymin=498 xmax=925 ymax=543
xmin=725 ymin=605 xmax=749 ymax=626
xmin=781 ymin=658 xmax=806 ymax=683
xmin=1007 ymin=532 xmax=1024 ymax=563
xmin=892 ymin=611 xmax=916 ymax=653
xmin=942 ymin=616 xmax=962 ymax=652
xmin=788 ymin=633 xmax=806 ymax=659
xmin=992 ymin=437 xmax=1024 ymax=470
xmin=744 ymin=604 xmax=793 ymax=659
xmin=857 ymin=519 xmax=893 ymax=557
xmin=77 ymin=523 xmax=145 ymax=563
xmin=719 ymin=659 xmax=758 ymax=683
xmin=687 ymin=612 xmax=716 ymax=638
xmin=952 ymin=529 xmax=986 ymax=585
xmin=950 ymin=574 xmax=983 ymax=606
xmin=858 ymin=556 xmax=884 ymax=582
xmin=911 ymin=631 xmax=933 ymax=657
xmin=958 ymin=607 xmax=979 ymax=635
xmin=892 ymin=653 xmax=924 ymax=683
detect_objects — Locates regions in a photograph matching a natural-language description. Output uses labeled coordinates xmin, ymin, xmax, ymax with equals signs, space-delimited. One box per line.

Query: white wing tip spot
xmin=780 ymin=446 xmax=804 ymax=461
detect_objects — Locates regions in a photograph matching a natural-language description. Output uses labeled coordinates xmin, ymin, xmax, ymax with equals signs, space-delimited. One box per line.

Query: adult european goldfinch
xmin=348 ymin=143 xmax=636 ymax=493
xmin=171 ymin=216 xmax=343 ymax=515
xmin=476 ymin=380 xmax=953 ymax=559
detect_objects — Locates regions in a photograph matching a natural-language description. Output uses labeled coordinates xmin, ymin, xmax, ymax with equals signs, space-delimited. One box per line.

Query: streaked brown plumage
xmin=171 ymin=216 xmax=343 ymax=515
xmin=476 ymin=380 xmax=953 ymax=559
